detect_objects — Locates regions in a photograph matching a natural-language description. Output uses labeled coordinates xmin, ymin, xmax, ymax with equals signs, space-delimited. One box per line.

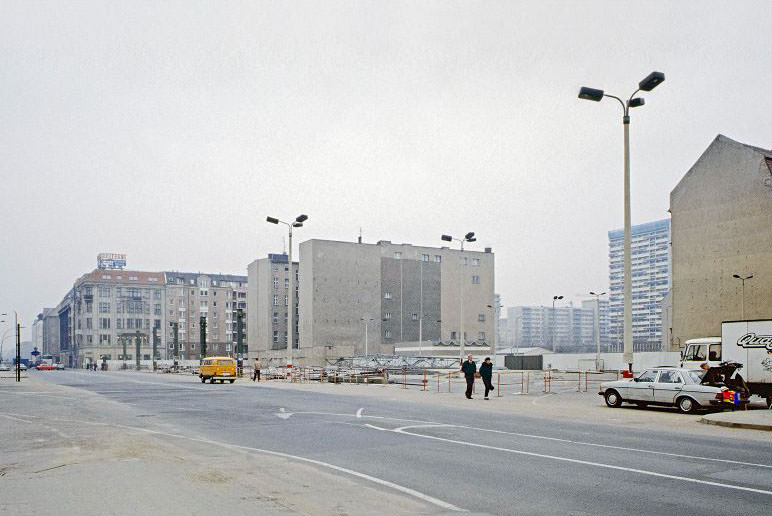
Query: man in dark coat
xmin=479 ymin=357 xmax=494 ymax=399
xmin=460 ymin=354 xmax=476 ymax=399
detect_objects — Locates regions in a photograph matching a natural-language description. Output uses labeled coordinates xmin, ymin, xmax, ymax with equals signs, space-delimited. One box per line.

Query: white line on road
xmin=0 ymin=412 xmax=463 ymax=513
xmin=356 ymin=408 xmax=364 ymax=418
xmin=372 ymin=424 xmax=772 ymax=497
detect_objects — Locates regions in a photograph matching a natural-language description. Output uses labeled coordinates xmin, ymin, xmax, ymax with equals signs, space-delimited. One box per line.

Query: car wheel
xmin=210 ymin=378 xmax=216 ymax=384
xmin=604 ymin=390 xmax=622 ymax=408
xmin=677 ymin=396 xmax=698 ymax=414
xmin=229 ymin=379 xmax=235 ymax=384
xmin=200 ymin=377 xmax=205 ymax=383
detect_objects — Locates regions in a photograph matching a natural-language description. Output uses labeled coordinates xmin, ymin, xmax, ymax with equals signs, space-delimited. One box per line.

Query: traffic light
xmin=199 ymin=316 xmax=207 ymax=360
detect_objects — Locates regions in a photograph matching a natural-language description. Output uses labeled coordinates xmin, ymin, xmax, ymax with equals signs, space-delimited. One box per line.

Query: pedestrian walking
xmin=252 ymin=358 xmax=261 ymax=382
xmin=479 ymin=357 xmax=494 ymax=399
xmin=460 ymin=354 xmax=477 ymax=399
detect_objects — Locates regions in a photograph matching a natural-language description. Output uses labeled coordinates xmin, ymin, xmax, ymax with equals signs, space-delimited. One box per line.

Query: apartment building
xmin=246 ymin=253 xmax=299 ymax=363
xmin=608 ymin=218 xmax=671 ymax=352
xmin=164 ymin=272 xmax=248 ymax=360
xmin=505 ymin=301 xmax=608 ymax=353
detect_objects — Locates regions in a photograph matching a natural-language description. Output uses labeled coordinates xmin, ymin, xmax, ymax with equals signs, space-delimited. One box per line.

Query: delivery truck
xmin=680 ymin=319 xmax=772 ymax=408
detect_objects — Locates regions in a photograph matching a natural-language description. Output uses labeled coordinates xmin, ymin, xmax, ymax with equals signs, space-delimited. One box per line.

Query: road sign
xmin=31 ymin=349 xmax=40 ymax=356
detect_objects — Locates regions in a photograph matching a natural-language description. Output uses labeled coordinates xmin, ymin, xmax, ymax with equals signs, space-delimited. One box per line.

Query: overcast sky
xmin=1 ymin=0 xmax=770 ymax=339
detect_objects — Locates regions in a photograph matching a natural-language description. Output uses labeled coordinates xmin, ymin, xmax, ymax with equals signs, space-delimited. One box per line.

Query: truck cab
xmin=680 ymin=337 xmax=722 ymax=369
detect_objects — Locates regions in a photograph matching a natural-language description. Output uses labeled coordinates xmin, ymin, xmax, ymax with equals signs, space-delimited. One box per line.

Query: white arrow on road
xmin=275 ymin=407 xmax=293 ymax=420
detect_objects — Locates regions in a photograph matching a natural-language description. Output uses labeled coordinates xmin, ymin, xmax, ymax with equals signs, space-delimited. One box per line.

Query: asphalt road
xmin=15 ymin=370 xmax=772 ymax=515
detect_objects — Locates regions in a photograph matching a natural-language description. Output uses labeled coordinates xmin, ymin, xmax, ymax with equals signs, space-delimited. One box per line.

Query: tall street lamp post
xmin=441 ymin=232 xmax=476 ymax=359
xmin=2 ymin=312 xmax=20 ymax=382
xmin=589 ymin=291 xmax=607 ymax=371
xmin=732 ymin=273 xmax=753 ymax=319
xmin=579 ymin=70 xmax=665 ymax=372
xmin=267 ymin=214 xmax=308 ymax=376
xmin=551 ymin=296 xmax=563 ymax=352
xmin=360 ymin=317 xmax=374 ymax=359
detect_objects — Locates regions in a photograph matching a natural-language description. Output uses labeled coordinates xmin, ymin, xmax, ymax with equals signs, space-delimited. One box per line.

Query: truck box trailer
xmin=680 ymin=319 xmax=772 ymax=407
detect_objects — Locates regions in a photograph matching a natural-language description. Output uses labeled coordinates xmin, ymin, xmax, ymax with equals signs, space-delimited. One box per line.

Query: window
xmin=127 ymin=318 xmax=135 ymax=329
xmin=273 ymin=295 xmax=278 ymax=306
xmin=472 ymin=258 xmax=480 ymax=266
xmin=85 ymin=301 xmax=93 ymax=313
xmin=658 ymin=371 xmax=682 ymax=384
xmin=273 ymin=331 xmax=279 ymax=343
xmin=86 ymin=335 xmax=93 ymax=344
xmin=478 ymin=331 xmax=486 ymax=340
xmin=154 ymin=289 xmax=161 ymax=299
xmin=434 ymin=255 xmax=442 ymax=263
xmin=393 ymin=252 xmax=402 ymax=259
xmin=684 ymin=345 xmax=707 ymax=362
xmin=384 ymin=312 xmax=392 ymax=320
xmin=637 ymin=370 xmax=658 ymax=383
xmin=84 ymin=286 xmax=93 ymax=296
xmin=272 ymin=312 xmax=278 ymax=324
xmin=450 ymin=331 xmax=457 ymax=340
xmin=100 ymin=318 xmax=110 ymax=329
xmin=148 ymin=277 xmax=158 ymax=282
xmin=99 ymin=302 xmax=111 ymax=313
xmin=411 ymin=313 xmax=418 ymax=321
xmin=284 ymin=278 xmax=289 ymax=289
xmin=98 ymin=287 xmax=111 ymax=298
xmin=462 ymin=257 xmax=468 ymax=265
xmin=421 ymin=254 xmax=430 ymax=262
xmin=102 ymin=275 xmax=112 ymax=279
xmin=116 ymin=318 xmax=122 ymax=329
xmin=384 ymin=329 xmax=392 ymax=338
xmin=471 ymin=275 xmax=480 ymax=284
xmin=99 ymin=334 xmax=111 ymax=345
xmin=284 ymin=295 xmax=288 ymax=307
xmin=709 ymin=344 xmax=721 ymax=361
xmin=478 ymin=313 xmax=486 ymax=322
xmin=86 ymin=318 xmax=92 ymax=329
xmin=384 ymin=292 xmax=392 ymax=300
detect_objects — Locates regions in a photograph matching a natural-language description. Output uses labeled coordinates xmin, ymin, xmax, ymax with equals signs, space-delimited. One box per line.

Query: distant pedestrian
xmin=479 ymin=357 xmax=494 ymax=400
xmin=252 ymin=358 xmax=261 ymax=382
xmin=460 ymin=354 xmax=477 ymax=400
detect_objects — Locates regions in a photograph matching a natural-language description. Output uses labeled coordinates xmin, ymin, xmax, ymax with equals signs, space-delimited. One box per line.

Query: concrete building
xmin=669 ymin=135 xmax=772 ymax=350
xmin=164 ymin=272 xmax=248 ymax=360
xmin=66 ymin=268 xmax=167 ymax=367
xmin=608 ymin=218 xmax=671 ymax=352
xmin=296 ymin=239 xmax=495 ymax=366
xmin=247 ymin=254 xmax=299 ymax=364
xmin=505 ymin=301 xmax=607 ymax=353
xmin=31 ymin=308 xmax=59 ymax=357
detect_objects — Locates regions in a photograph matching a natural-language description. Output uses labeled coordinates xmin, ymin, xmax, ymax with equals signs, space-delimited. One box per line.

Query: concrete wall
xmin=535 ymin=351 xmax=681 ymax=372
xmin=670 ymin=135 xmax=772 ymax=350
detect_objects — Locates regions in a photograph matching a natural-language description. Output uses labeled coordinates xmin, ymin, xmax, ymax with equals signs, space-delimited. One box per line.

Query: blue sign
xmin=31 ymin=348 xmax=40 ymax=356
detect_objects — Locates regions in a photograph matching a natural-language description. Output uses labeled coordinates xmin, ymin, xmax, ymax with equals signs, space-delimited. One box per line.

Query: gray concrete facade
xmin=670 ymin=134 xmax=772 ymax=349
xmin=297 ymin=239 xmax=495 ymax=366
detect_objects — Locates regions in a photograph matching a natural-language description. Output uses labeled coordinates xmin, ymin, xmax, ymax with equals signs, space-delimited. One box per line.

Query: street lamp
xmin=732 ymin=274 xmax=753 ymax=319
xmin=267 ymin=214 xmax=308 ymax=375
xmin=551 ymin=296 xmax=563 ymax=352
xmin=589 ymin=291 xmax=607 ymax=371
xmin=441 ymin=232 xmax=477 ymax=358
xmin=2 ymin=312 xmax=20 ymax=382
xmin=360 ymin=317 xmax=374 ymax=359
xmin=579 ymin=70 xmax=665 ymax=372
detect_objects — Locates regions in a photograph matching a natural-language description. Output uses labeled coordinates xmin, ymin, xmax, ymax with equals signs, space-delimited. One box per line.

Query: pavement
xmin=2 ymin=370 xmax=772 ymax=515
xmin=700 ymin=409 xmax=772 ymax=431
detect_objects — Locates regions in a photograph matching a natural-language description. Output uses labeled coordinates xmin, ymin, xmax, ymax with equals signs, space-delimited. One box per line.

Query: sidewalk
xmin=700 ymin=409 xmax=772 ymax=431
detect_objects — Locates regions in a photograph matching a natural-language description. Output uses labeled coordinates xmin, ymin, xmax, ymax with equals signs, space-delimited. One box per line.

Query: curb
xmin=698 ymin=416 xmax=772 ymax=432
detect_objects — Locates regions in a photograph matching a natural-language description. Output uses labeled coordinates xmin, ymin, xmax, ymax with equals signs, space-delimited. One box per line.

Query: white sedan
xmin=599 ymin=366 xmax=749 ymax=414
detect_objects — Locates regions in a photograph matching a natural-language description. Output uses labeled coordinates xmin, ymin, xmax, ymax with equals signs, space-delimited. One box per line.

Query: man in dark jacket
xmin=460 ymin=354 xmax=476 ymax=399
xmin=479 ymin=357 xmax=494 ymax=399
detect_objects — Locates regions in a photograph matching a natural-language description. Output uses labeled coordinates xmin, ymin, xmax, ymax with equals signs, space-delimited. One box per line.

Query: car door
xmin=653 ymin=370 xmax=684 ymax=404
xmin=627 ymin=369 xmax=658 ymax=402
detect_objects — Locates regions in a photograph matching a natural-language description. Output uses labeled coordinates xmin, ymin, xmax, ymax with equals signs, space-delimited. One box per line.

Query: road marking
xmin=379 ymin=425 xmax=772 ymax=497
xmin=0 ymin=412 xmax=463 ymax=512
xmin=276 ymin=407 xmax=293 ymax=420
xmin=356 ymin=408 xmax=364 ymax=418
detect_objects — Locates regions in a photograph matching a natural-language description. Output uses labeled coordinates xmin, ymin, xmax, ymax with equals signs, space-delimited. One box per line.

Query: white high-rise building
xmin=608 ymin=218 xmax=671 ymax=352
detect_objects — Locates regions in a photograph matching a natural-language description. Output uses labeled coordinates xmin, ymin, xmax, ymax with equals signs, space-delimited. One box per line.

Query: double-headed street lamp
xmin=589 ymin=291 xmax=607 ymax=371
xmin=267 ymin=214 xmax=308 ymax=374
xmin=441 ymin=232 xmax=476 ymax=359
xmin=732 ymin=273 xmax=753 ymax=319
xmin=579 ymin=70 xmax=665 ymax=372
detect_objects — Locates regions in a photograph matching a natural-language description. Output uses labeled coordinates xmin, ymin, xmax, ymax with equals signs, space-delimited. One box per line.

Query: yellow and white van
xmin=199 ymin=357 xmax=237 ymax=384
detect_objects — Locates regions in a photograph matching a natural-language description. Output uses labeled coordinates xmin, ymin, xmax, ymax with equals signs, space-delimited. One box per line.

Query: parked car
xmin=598 ymin=364 xmax=750 ymax=414
xmin=0 ymin=364 xmax=10 ymax=371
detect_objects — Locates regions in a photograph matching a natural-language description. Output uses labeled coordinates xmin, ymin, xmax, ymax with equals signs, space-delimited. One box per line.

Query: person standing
xmin=460 ymin=354 xmax=477 ymax=399
xmin=252 ymin=358 xmax=261 ymax=382
xmin=479 ymin=357 xmax=494 ymax=400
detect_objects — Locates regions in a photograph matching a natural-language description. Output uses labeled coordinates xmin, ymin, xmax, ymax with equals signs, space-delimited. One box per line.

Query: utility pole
xmin=135 ymin=330 xmax=141 ymax=371
xmin=152 ymin=326 xmax=158 ymax=371
xmin=236 ymin=309 xmax=244 ymax=376
xmin=172 ymin=322 xmax=179 ymax=368
xmin=16 ymin=320 xmax=21 ymax=382
xmin=199 ymin=316 xmax=207 ymax=361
